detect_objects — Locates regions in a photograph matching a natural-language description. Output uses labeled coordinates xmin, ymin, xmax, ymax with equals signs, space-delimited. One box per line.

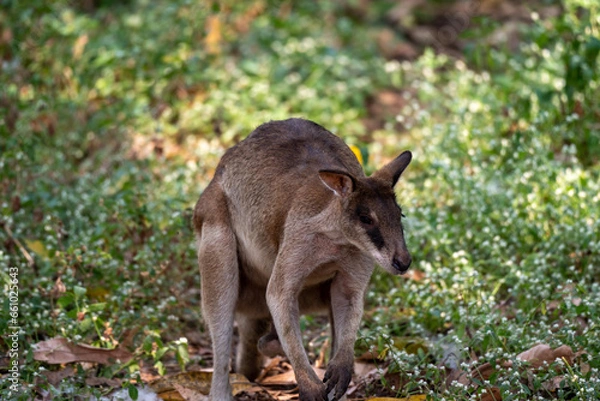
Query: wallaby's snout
xmin=392 ymin=250 xmax=411 ymax=274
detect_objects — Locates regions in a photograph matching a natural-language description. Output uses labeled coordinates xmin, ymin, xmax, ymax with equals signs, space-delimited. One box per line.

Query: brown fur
xmin=193 ymin=118 xmax=412 ymax=401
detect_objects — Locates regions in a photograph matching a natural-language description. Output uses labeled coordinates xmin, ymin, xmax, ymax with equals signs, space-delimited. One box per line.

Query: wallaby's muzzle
xmin=392 ymin=252 xmax=412 ymax=274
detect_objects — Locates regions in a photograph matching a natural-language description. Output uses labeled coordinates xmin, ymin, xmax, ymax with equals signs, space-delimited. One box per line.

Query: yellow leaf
xmin=349 ymin=144 xmax=364 ymax=166
xmin=392 ymin=336 xmax=428 ymax=355
xmin=24 ymin=239 xmax=48 ymax=259
xmin=205 ymin=16 xmax=222 ymax=55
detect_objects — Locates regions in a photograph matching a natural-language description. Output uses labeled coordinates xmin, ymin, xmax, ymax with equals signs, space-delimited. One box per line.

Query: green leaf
xmin=154 ymin=360 xmax=166 ymax=376
xmin=57 ymin=294 xmax=75 ymax=309
xmin=88 ymin=302 xmax=106 ymax=312
xmin=176 ymin=342 xmax=190 ymax=370
xmin=127 ymin=383 xmax=139 ymax=400
xmin=155 ymin=346 xmax=169 ymax=361
xmin=73 ymin=285 xmax=87 ymax=298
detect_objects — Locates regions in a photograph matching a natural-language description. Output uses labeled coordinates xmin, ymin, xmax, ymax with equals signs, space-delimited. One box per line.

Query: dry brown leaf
xmin=155 ymin=389 xmax=185 ymax=401
xmin=85 ymin=376 xmax=122 ymax=388
xmin=470 ymin=361 xmax=498 ymax=381
xmin=173 ymin=383 xmax=208 ymax=401
xmin=150 ymin=371 xmax=252 ymax=398
xmin=73 ymin=34 xmax=88 ymax=59
xmin=446 ymin=367 xmax=470 ymax=387
xmin=259 ymin=369 xmax=297 ymax=386
xmin=366 ymin=395 xmax=427 ymax=401
xmin=354 ymin=360 xmax=378 ymax=378
xmin=50 ymin=277 xmax=66 ymax=298
xmin=516 ymin=344 xmax=574 ymax=368
xmin=33 ymin=337 xmax=132 ymax=365
xmin=255 ymin=357 xmax=284 ymax=382
xmin=479 ymin=387 xmax=502 ymax=401
xmin=542 ymin=375 xmax=567 ymax=392
xmin=38 ymin=366 xmax=75 ymax=386
xmin=404 ymin=269 xmax=426 ymax=281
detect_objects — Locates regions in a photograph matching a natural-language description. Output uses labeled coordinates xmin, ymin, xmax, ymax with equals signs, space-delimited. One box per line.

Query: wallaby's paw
xmin=298 ymin=380 xmax=327 ymax=401
xmin=257 ymin=332 xmax=284 ymax=358
xmin=323 ymin=363 xmax=352 ymax=401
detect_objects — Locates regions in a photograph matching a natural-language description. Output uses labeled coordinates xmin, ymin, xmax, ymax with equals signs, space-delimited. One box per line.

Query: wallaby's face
xmin=319 ymin=151 xmax=412 ymax=274
xmin=344 ymin=179 xmax=411 ymax=274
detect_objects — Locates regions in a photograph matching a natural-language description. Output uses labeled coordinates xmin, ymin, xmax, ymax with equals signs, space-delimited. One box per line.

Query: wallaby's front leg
xmin=325 ymin=259 xmax=374 ymax=401
xmin=266 ymin=256 xmax=326 ymax=401
xmin=198 ymin=224 xmax=239 ymax=401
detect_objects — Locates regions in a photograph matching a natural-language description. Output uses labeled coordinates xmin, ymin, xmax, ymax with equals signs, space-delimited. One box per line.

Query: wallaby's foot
xmin=323 ymin=362 xmax=352 ymax=401
xmin=208 ymin=380 xmax=235 ymax=401
xmin=298 ymin=380 xmax=327 ymax=401
xmin=257 ymin=331 xmax=284 ymax=358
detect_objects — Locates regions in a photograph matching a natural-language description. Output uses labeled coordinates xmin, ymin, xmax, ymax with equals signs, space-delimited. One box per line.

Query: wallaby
xmin=193 ymin=118 xmax=412 ymax=401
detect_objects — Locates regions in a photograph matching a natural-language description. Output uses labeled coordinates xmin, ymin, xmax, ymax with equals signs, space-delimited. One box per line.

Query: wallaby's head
xmin=319 ymin=151 xmax=412 ymax=274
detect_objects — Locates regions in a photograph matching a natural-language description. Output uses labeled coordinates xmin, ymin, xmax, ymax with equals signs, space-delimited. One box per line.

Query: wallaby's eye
xmin=359 ymin=215 xmax=374 ymax=225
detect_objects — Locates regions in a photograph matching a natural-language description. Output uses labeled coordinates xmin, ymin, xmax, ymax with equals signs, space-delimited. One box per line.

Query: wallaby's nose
xmin=392 ymin=254 xmax=411 ymax=274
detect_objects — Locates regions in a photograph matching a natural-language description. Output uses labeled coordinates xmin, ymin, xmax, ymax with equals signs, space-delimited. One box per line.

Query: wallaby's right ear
xmin=319 ymin=170 xmax=355 ymax=197
xmin=371 ymin=150 xmax=412 ymax=188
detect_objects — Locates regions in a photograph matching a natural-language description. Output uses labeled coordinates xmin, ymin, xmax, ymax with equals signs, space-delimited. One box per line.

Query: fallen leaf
xmin=150 ymin=371 xmax=252 ymax=398
xmin=366 ymin=395 xmax=427 ymax=401
xmin=255 ymin=356 xmax=284 ymax=382
xmin=85 ymin=376 xmax=122 ymax=387
xmin=173 ymin=383 xmax=208 ymax=401
xmin=24 ymin=239 xmax=48 ymax=259
xmin=354 ymin=360 xmax=378 ymax=378
xmin=50 ymin=277 xmax=66 ymax=298
xmin=479 ymin=387 xmax=502 ymax=401
xmin=73 ymin=34 xmax=88 ymax=59
xmin=392 ymin=337 xmax=428 ymax=355
xmin=404 ymin=269 xmax=426 ymax=281
xmin=542 ymin=375 xmax=567 ymax=392
xmin=259 ymin=369 xmax=296 ymax=386
xmin=38 ymin=366 xmax=75 ymax=386
xmin=516 ymin=344 xmax=574 ymax=369
xmin=33 ymin=337 xmax=132 ymax=365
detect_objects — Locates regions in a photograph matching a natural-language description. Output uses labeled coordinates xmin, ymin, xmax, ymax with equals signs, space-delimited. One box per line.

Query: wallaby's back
xmin=220 ymin=118 xmax=363 ymax=190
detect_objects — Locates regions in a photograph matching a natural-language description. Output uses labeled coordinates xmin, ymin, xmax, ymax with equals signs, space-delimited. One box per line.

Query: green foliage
xmin=1 ymin=0 xmax=599 ymax=399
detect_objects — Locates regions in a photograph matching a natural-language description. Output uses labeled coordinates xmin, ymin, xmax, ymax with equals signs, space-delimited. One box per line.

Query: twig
xmin=2 ymin=221 xmax=35 ymax=267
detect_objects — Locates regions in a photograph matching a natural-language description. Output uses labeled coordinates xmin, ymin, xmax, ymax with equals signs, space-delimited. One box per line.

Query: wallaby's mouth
xmin=392 ymin=256 xmax=411 ymax=274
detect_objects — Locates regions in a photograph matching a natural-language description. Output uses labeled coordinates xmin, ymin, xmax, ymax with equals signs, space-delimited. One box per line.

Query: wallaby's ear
xmin=372 ymin=150 xmax=412 ymax=187
xmin=318 ymin=170 xmax=355 ymax=197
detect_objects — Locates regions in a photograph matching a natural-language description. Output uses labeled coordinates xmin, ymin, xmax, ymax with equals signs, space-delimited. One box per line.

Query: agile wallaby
xmin=193 ymin=118 xmax=412 ymax=401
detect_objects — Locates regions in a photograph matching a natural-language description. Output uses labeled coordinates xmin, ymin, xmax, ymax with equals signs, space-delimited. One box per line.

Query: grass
xmin=1 ymin=0 xmax=599 ymax=400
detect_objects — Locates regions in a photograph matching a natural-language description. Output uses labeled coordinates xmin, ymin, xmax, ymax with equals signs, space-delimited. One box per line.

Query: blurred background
xmin=1 ymin=1 xmax=599 ymax=400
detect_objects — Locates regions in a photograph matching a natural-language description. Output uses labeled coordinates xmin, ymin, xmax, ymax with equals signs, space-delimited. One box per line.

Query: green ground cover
xmin=1 ymin=0 xmax=599 ymax=399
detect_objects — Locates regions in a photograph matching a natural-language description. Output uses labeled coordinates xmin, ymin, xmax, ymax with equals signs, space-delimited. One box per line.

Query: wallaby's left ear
xmin=318 ymin=170 xmax=355 ymax=197
xmin=371 ymin=151 xmax=412 ymax=187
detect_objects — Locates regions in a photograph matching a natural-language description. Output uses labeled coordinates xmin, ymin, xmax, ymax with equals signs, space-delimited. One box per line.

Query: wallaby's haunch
xmin=193 ymin=118 xmax=412 ymax=401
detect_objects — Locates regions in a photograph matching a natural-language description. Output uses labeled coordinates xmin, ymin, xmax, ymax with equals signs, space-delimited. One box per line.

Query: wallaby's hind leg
xmin=198 ymin=223 xmax=239 ymax=401
xmin=235 ymin=317 xmax=269 ymax=381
